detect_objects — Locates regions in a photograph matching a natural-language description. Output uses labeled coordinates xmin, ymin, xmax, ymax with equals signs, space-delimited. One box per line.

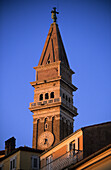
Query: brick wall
xmin=53 ymin=118 xmax=60 ymax=145
xmin=32 ymin=123 xmax=37 ymax=148
xmin=38 ymin=68 xmax=58 ymax=81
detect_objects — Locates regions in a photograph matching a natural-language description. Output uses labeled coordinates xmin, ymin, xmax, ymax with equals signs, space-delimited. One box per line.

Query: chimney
xmin=5 ymin=137 xmax=16 ymax=155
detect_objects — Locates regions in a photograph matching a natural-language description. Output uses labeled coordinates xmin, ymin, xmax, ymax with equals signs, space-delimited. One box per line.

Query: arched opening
xmin=45 ymin=93 xmax=49 ymax=99
xmin=50 ymin=92 xmax=54 ymax=98
xmin=63 ymin=93 xmax=65 ymax=99
xmin=39 ymin=94 xmax=43 ymax=101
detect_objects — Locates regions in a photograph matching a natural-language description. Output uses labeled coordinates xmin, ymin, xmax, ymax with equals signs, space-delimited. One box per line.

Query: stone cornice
xmin=33 ymin=61 xmax=61 ymax=70
xmin=30 ymin=77 xmax=61 ymax=87
xmin=33 ymin=114 xmax=61 ymax=124
xmin=29 ymin=98 xmax=77 ymax=117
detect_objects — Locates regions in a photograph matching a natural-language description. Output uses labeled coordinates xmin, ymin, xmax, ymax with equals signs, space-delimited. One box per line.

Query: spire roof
xmin=38 ymin=8 xmax=70 ymax=68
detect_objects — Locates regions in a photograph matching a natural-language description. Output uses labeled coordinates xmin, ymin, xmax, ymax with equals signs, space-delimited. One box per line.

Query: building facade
xmin=39 ymin=122 xmax=111 ymax=170
xmin=0 ymin=146 xmax=41 ymax=170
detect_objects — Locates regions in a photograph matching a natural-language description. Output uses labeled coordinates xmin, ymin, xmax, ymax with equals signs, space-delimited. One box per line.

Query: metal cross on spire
xmin=51 ymin=7 xmax=59 ymax=23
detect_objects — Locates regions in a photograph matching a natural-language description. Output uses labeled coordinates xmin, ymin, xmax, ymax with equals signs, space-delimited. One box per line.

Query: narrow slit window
xmin=45 ymin=123 xmax=48 ymax=130
xmin=63 ymin=93 xmax=65 ymax=98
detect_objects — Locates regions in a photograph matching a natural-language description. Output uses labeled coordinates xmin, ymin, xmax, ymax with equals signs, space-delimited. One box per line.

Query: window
xmin=34 ymin=158 xmax=37 ymax=168
xmin=50 ymin=92 xmax=54 ymax=98
xmin=45 ymin=123 xmax=48 ymax=130
xmin=39 ymin=94 xmax=43 ymax=101
xmin=70 ymin=141 xmax=75 ymax=151
xmin=44 ymin=118 xmax=48 ymax=131
xmin=69 ymin=98 xmax=70 ymax=103
xmin=10 ymin=156 xmax=16 ymax=170
xmin=66 ymin=95 xmax=68 ymax=101
xmin=46 ymin=155 xmax=52 ymax=164
xmin=69 ymin=141 xmax=76 ymax=156
xmin=32 ymin=156 xmax=39 ymax=170
xmin=46 ymin=155 xmax=53 ymax=170
xmin=63 ymin=93 xmax=65 ymax=98
xmin=45 ymin=93 xmax=49 ymax=99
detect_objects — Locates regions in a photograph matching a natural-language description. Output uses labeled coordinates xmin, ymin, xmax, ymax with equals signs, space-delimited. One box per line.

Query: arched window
xmin=63 ymin=93 xmax=65 ymax=98
xmin=50 ymin=92 xmax=54 ymax=98
xmin=39 ymin=94 xmax=43 ymax=101
xmin=45 ymin=93 xmax=49 ymax=99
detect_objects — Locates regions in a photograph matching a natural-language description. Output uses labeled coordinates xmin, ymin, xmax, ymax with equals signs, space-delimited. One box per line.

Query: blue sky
xmin=0 ymin=0 xmax=111 ymax=150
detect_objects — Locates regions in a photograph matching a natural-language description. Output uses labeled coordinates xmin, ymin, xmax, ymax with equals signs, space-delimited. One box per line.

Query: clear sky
xmin=0 ymin=0 xmax=111 ymax=150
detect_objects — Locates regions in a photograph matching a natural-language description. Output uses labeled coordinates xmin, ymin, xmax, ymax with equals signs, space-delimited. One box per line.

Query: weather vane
xmin=51 ymin=7 xmax=59 ymax=23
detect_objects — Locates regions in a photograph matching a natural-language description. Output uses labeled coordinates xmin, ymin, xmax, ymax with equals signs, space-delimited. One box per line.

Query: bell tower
xmin=29 ymin=8 xmax=78 ymax=150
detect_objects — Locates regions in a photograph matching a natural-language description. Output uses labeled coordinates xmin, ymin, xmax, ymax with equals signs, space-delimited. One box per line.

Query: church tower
xmin=29 ymin=8 xmax=78 ymax=150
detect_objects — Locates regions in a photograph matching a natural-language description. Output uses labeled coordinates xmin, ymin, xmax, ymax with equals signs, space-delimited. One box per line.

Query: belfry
xmin=29 ymin=8 xmax=78 ymax=150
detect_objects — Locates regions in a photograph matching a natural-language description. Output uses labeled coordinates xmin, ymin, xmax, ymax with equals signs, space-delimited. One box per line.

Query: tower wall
xmin=29 ymin=21 xmax=78 ymax=150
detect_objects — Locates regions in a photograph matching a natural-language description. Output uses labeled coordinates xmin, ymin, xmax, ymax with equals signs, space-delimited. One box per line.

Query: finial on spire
xmin=51 ymin=7 xmax=59 ymax=23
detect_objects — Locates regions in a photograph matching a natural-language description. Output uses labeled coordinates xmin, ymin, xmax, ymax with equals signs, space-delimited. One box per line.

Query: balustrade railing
xmin=30 ymin=97 xmax=61 ymax=108
xmin=30 ymin=97 xmax=77 ymax=113
xmin=62 ymin=99 xmax=77 ymax=112
xmin=40 ymin=150 xmax=83 ymax=170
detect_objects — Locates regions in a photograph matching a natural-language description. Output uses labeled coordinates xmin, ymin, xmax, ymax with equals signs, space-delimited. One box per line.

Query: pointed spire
xmin=38 ymin=8 xmax=70 ymax=68
xmin=51 ymin=7 xmax=59 ymax=23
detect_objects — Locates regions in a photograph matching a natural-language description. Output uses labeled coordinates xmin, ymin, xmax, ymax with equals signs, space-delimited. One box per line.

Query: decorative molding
xmin=33 ymin=118 xmax=38 ymax=124
xmin=55 ymin=114 xmax=61 ymax=120
xmin=33 ymin=112 xmax=60 ymax=119
xmin=33 ymin=61 xmax=61 ymax=70
xmin=35 ymin=86 xmax=60 ymax=94
xmin=48 ymin=116 xmax=53 ymax=121
xmin=40 ymin=117 xmax=44 ymax=122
